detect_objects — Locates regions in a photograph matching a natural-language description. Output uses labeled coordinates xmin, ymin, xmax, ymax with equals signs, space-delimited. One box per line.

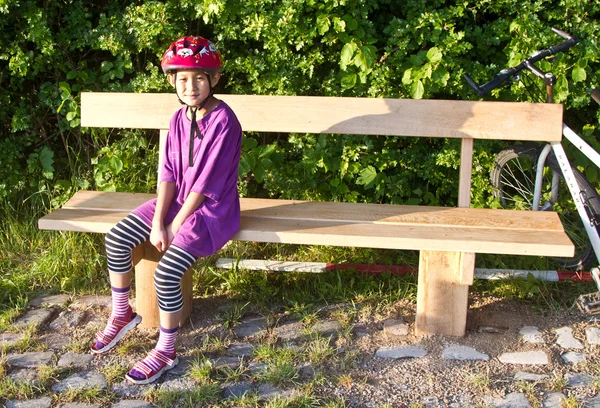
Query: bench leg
xmin=415 ymin=250 xmax=475 ymax=337
xmin=133 ymin=242 xmax=193 ymax=329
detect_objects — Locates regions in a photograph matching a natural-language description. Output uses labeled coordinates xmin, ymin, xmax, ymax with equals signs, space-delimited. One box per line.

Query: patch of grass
xmin=218 ymin=301 xmax=250 ymax=330
xmin=59 ymin=386 xmax=112 ymax=404
xmin=561 ymin=395 xmax=580 ymax=408
xmin=146 ymin=384 xmax=221 ymax=408
xmin=196 ymin=335 xmax=229 ymax=355
xmin=515 ymin=380 xmax=541 ymax=408
xmin=37 ymin=364 xmax=64 ymax=388
xmin=545 ymin=373 xmax=567 ymax=392
xmin=0 ymin=377 xmax=44 ymax=401
xmin=304 ymin=336 xmax=335 ymax=364
xmin=259 ymin=359 xmax=299 ymax=386
xmin=64 ymin=335 xmax=92 ymax=354
xmin=1 ymin=326 xmax=45 ymax=353
xmin=187 ymin=356 xmax=213 ymax=385
xmin=100 ymin=362 xmax=129 ymax=385
xmin=466 ymin=371 xmax=491 ymax=394
xmin=115 ymin=337 xmax=151 ymax=356
xmin=336 ymin=374 xmax=353 ymax=389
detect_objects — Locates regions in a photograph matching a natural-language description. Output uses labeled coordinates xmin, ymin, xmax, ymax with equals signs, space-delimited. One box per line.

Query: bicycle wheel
xmin=490 ymin=144 xmax=600 ymax=271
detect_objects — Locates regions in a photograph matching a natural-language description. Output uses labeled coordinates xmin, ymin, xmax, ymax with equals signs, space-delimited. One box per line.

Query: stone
xmin=495 ymin=392 xmax=532 ymax=408
xmin=60 ymin=404 xmax=101 ymax=408
xmin=111 ymin=381 xmax=152 ymax=399
xmin=542 ymin=393 xmax=567 ymax=408
xmin=375 ymin=345 xmax=427 ymax=359
xmin=520 ymin=326 xmax=545 ymax=343
xmin=258 ymin=383 xmax=298 ymax=401
xmin=227 ymin=342 xmax=255 ymax=357
xmin=221 ymin=381 xmax=255 ymax=399
xmin=29 ymin=294 xmax=71 ymax=307
xmin=555 ymin=326 xmax=584 ymax=349
xmin=234 ymin=316 xmax=267 ymax=338
xmin=383 ymin=318 xmax=409 ymax=337
xmin=210 ymin=356 xmax=241 ymax=370
xmin=586 ymin=327 xmax=600 ymax=345
xmin=498 ymin=351 xmax=549 ymax=365
xmin=560 ymin=351 xmax=587 ymax=364
xmin=49 ymin=310 xmax=86 ymax=331
xmin=421 ymin=396 xmax=439 ymax=407
xmin=565 ymin=372 xmax=594 ymax=388
xmin=298 ymin=362 xmax=315 ymax=379
xmin=158 ymin=377 xmax=195 ymax=391
xmin=6 ymin=397 xmax=53 ymax=408
xmin=248 ymin=361 xmax=267 ymax=375
xmin=514 ymin=371 xmax=548 ymax=382
xmin=38 ymin=333 xmax=71 ymax=350
xmin=13 ymin=308 xmax=55 ymax=329
xmin=5 ymin=352 xmax=54 ymax=368
xmin=442 ymin=344 xmax=489 ymax=361
xmin=112 ymin=401 xmax=155 ymax=408
xmin=272 ymin=321 xmax=305 ymax=342
xmin=311 ymin=319 xmax=342 ymax=338
xmin=51 ymin=371 xmax=108 ymax=393
xmin=584 ymin=394 xmax=600 ymax=408
xmin=0 ymin=332 xmax=23 ymax=347
xmin=57 ymin=352 xmax=94 ymax=369
xmin=71 ymin=295 xmax=112 ymax=308
xmin=8 ymin=368 xmax=39 ymax=384
xmin=478 ymin=326 xmax=504 ymax=334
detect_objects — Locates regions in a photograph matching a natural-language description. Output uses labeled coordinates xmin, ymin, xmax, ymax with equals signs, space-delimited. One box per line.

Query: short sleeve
xmin=190 ymin=118 xmax=241 ymax=201
xmin=159 ymin=130 xmax=176 ymax=183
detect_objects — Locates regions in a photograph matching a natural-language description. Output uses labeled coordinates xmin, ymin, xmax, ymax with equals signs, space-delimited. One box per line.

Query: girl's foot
xmin=125 ymin=348 xmax=179 ymax=385
xmin=91 ymin=308 xmax=142 ymax=354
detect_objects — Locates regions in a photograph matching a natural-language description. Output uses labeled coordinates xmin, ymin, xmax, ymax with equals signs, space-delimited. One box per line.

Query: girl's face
xmin=168 ymin=70 xmax=220 ymax=107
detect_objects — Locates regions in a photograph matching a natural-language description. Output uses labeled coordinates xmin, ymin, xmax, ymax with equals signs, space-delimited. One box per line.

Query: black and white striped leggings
xmin=105 ymin=214 xmax=197 ymax=313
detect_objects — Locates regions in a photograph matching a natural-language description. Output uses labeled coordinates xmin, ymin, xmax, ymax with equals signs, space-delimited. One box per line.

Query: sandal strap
xmin=107 ymin=314 xmax=132 ymax=327
xmin=95 ymin=331 xmax=112 ymax=345
xmin=132 ymin=349 xmax=175 ymax=377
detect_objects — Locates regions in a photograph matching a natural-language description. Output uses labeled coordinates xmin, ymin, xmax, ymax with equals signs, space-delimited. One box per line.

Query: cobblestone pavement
xmin=1 ymin=294 xmax=599 ymax=407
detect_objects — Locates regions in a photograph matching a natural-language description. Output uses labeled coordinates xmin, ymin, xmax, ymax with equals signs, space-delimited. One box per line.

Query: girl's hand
xmin=150 ymin=224 xmax=169 ymax=252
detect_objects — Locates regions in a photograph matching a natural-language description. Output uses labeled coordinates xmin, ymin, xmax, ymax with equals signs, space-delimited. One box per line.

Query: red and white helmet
xmin=160 ymin=36 xmax=222 ymax=74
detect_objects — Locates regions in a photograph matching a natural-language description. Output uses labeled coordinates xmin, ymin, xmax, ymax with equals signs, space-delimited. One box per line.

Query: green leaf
xmin=59 ymin=82 xmax=71 ymax=94
xmin=357 ymin=165 xmax=377 ymax=186
xmin=340 ymin=42 xmax=357 ymax=69
xmin=411 ymin=80 xmax=425 ymax=99
xmin=341 ymin=73 xmax=357 ymax=89
xmin=66 ymin=111 xmax=77 ymax=121
xmin=107 ymin=156 xmax=123 ymax=174
xmin=67 ymin=71 xmax=77 ymax=80
xmin=333 ymin=17 xmax=346 ymax=33
xmin=426 ymin=47 xmax=443 ymax=63
xmin=39 ymin=147 xmax=54 ymax=173
xmin=402 ymin=69 xmax=413 ymax=85
xmin=572 ymin=66 xmax=586 ymax=83
xmin=316 ymin=14 xmax=330 ymax=35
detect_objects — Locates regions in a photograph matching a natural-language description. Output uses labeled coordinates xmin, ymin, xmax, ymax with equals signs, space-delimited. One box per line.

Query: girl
xmin=91 ymin=36 xmax=242 ymax=385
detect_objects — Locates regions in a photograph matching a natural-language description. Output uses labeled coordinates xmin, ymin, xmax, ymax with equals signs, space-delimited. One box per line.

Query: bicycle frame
xmin=533 ymin=125 xmax=600 ymax=262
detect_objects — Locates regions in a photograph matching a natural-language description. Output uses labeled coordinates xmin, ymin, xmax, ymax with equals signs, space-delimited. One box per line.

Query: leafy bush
xmin=1 ymin=0 xmax=599 ymax=212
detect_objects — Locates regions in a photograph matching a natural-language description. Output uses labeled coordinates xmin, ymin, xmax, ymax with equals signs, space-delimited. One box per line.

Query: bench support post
xmin=415 ymin=250 xmax=474 ymax=337
xmin=133 ymin=242 xmax=193 ymax=328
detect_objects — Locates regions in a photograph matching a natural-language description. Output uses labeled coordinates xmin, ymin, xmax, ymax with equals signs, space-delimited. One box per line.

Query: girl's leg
xmin=126 ymin=245 xmax=197 ymax=385
xmin=92 ymin=214 xmax=151 ymax=354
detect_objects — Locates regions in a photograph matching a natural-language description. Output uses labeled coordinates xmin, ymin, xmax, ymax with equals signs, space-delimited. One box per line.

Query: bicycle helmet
xmin=160 ymin=36 xmax=222 ymax=74
xmin=161 ymin=36 xmax=223 ymax=167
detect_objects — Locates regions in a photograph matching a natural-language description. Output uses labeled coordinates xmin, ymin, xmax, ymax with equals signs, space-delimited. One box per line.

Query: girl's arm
xmin=150 ymin=181 xmax=176 ymax=252
xmin=167 ymin=192 xmax=206 ymax=239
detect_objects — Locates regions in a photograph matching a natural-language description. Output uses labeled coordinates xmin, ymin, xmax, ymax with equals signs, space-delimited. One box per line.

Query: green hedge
xmin=1 ymin=0 xmax=599 ymax=211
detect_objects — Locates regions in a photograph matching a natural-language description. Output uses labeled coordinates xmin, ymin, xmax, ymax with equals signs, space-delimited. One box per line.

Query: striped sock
xmin=156 ymin=326 xmax=178 ymax=355
xmin=110 ymin=285 xmax=131 ymax=318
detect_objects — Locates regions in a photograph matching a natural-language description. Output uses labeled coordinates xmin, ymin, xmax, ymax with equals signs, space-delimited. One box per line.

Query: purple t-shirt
xmin=133 ymin=102 xmax=242 ymax=257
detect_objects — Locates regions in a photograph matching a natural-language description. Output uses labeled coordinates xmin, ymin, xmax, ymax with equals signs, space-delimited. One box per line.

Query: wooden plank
xmin=415 ymin=250 xmax=470 ymax=336
xmin=81 ymin=93 xmax=564 ymax=142
xmin=38 ymin=207 xmax=573 ymax=256
xmin=458 ymin=138 xmax=473 ymax=208
xmin=58 ymin=191 xmax=567 ymax=233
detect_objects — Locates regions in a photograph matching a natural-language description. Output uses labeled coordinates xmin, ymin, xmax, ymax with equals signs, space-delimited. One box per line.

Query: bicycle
xmin=463 ymin=27 xmax=600 ymax=276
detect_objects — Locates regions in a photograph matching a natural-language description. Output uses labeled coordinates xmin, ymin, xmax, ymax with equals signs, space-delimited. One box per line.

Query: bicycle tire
xmin=490 ymin=144 xmax=600 ymax=271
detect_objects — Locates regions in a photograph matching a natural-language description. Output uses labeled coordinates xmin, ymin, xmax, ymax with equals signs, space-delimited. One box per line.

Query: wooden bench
xmin=38 ymin=92 xmax=573 ymax=337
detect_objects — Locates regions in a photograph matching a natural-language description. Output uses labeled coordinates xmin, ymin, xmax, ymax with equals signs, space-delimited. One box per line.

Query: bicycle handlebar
xmin=463 ymin=27 xmax=579 ymax=96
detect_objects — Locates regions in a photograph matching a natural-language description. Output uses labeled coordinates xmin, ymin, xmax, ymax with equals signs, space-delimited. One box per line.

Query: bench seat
xmin=39 ymin=190 xmax=573 ymax=257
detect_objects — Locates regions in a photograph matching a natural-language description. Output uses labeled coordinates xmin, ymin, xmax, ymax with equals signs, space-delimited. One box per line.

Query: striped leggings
xmin=105 ymin=214 xmax=197 ymax=313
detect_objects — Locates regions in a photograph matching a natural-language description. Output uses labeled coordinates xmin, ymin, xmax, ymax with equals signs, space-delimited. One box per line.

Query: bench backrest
xmin=81 ymin=92 xmax=563 ymax=207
